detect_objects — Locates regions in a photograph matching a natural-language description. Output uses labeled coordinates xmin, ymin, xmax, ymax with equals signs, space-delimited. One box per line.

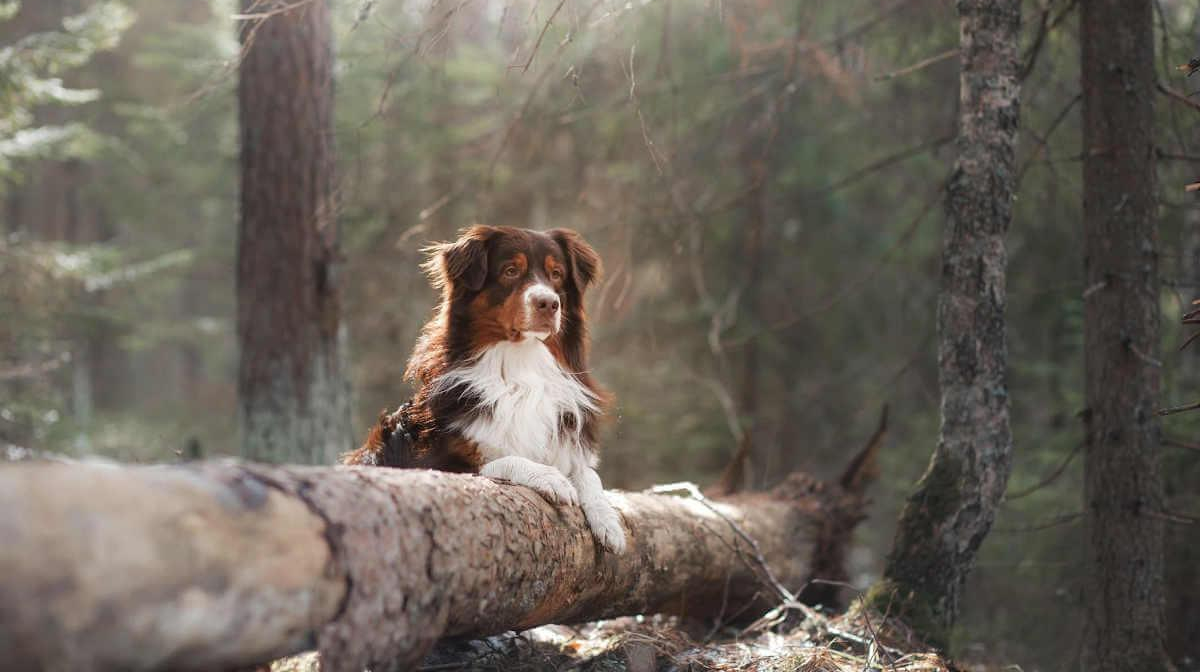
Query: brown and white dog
xmin=343 ymin=226 xmax=625 ymax=553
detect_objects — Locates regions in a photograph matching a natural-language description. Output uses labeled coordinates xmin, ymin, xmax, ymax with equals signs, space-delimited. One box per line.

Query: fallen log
xmin=0 ymin=447 xmax=876 ymax=672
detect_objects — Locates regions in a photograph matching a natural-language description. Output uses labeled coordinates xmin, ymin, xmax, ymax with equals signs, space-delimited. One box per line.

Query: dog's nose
xmin=535 ymin=296 xmax=559 ymax=314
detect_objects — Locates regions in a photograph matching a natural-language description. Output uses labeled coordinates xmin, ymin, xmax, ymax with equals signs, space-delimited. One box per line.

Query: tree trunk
xmin=872 ymin=0 xmax=1019 ymax=646
xmin=1080 ymin=2 xmax=1171 ymax=669
xmin=0 ymin=456 xmax=874 ymax=672
xmin=236 ymin=0 xmax=350 ymax=464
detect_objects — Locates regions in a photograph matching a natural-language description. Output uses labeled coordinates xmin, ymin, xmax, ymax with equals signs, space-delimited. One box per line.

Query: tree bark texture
xmin=0 ymin=459 xmax=872 ymax=672
xmin=1080 ymin=2 xmax=1171 ymax=670
xmin=237 ymin=0 xmax=350 ymax=464
xmin=877 ymin=0 xmax=1019 ymax=644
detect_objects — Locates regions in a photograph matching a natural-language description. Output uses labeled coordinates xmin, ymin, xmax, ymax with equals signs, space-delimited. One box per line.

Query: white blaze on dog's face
xmin=522 ymin=282 xmax=560 ymax=340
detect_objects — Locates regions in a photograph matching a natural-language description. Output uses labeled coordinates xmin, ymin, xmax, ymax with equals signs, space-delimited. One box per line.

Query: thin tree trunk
xmin=1080 ymin=1 xmax=1171 ymax=669
xmin=0 ymin=455 xmax=876 ymax=672
xmin=236 ymin=0 xmax=350 ymax=464
xmin=872 ymin=0 xmax=1019 ymax=646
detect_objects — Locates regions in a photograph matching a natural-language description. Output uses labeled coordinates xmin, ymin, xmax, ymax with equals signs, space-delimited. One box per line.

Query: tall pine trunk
xmin=1080 ymin=1 xmax=1171 ymax=669
xmin=872 ymin=0 xmax=1019 ymax=645
xmin=236 ymin=0 xmax=350 ymax=464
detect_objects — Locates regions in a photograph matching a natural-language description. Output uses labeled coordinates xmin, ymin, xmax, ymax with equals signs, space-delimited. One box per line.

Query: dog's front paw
xmin=482 ymin=458 xmax=579 ymax=506
xmin=583 ymin=497 xmax=627 ymax=554
xmin=526 ymin=467 xmax=580 ymax=506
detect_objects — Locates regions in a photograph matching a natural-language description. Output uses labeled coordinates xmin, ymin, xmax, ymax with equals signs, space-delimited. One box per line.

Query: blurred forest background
xmin=3 ymin=0 xmax=1200 ymax=668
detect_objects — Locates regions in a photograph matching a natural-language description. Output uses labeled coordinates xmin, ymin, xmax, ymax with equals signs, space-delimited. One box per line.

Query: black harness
xmin=372 ymin=401 xmax=417 ymax=467
xmin=388 ymin=401 xmax=417 ymax=444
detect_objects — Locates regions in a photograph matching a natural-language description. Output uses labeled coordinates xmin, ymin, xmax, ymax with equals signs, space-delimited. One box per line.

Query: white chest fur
xmin=434 ymin=339 xmax=599 ymax=471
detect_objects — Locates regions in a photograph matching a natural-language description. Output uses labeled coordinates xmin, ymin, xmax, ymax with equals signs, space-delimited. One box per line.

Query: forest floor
xmin=272 ymin=606 xmax=958 ymax=672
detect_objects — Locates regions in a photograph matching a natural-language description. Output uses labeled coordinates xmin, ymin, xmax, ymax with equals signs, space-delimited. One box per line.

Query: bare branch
xmin=874 ymin=48 xmax=957 ymax=82
xmin=1157 ymin=81 xmax=1200 ymax=114
xmin=1019 ymin=0 xmax=1079 ymax=81
xmin=823 ymin=134 xmax=954 ymax=195
xmin=513 ymin=0 xmax=567 ymax=73
xmin=1017 ymin=92 xmax=1082 ymax=186
xmin=1005 ymin=442 xmax=1082 ymax=501
xmin=1163 ymin=436 xmax=1200 ymax=454
xmin=1157 ymin=400 xmax=1200 ymax=416
xmin=995 ymin=512 xmax=1083 ymax=533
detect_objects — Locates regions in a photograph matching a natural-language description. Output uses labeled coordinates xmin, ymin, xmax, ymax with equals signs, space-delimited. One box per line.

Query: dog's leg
xmin=481 ymin=455 xmax=579 ymax=505
xmin=570 ymin=465 xmax=627 ymax=554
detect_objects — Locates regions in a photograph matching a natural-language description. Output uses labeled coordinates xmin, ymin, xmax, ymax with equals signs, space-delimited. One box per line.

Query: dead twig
xmin=1081 ymin=279 xmax=1107 ymax=299
xmin=513 ymin=0 xmax=567 ymax=73
xmin=874 ymin=48 xmax=956 ymax=82
xmin=1142 ymin=509 xmax=1198 ymax=525
xmin=1017 ymin=92 xmax=1082 ymax=186
xmin=995 ymin=511 xmax=1083 ymax=533
xmin=813 ymin=0 xmax=918 ymax=52
xmin=823 ymin=135 xmax=954 ymax=195
xmin=839 ymin=406 xmax=888 ymax=492
xmin=1005 ymin=442 xmax=1082 ymax=501
xmin=1126 ymin=341 xmax=1163 ymax=368
xmin=1019 ymin=0 xmax=1079 ymax=81
xmin=231 ymin=0 xmax=315 ymax=21
xmin=1157 ymin=400 xmax=1200 ymax=417
xmin=1157 ymin=82 xmax=1200 ymax=114
xmin=485 ymin=0 xmax=605 ymax=184
xmin=1155 ymin=149 xmax=1200 ymax=162
xmin=1163 ymin=436 xmax=1200 ymax=454
xmin=1178 ymin=57 xmax=1200 ymax=78
xmin=1178 ymin=299 xmax=1200 ymax=350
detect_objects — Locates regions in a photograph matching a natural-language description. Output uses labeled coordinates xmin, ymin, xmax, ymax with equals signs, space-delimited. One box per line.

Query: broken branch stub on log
xmin=0 ymin=450 xmax=877 ymax=672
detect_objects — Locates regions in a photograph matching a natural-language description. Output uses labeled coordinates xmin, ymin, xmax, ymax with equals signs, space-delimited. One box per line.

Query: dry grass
xmin=418 ymin=608 xmax=949 ymax=672
xmin=271 ymin=606 xmax=959 ymax=672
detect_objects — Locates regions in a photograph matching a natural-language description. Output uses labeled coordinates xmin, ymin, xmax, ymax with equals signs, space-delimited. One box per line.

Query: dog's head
xmin=424 ymin=225 xmax=600 ymax=349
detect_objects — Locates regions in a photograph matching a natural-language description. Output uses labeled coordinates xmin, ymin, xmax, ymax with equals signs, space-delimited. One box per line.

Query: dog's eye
xmin=503 ymin=266 xmax=520 ymax=279
xmin=550 ymin=268 xmax=563 ymax=282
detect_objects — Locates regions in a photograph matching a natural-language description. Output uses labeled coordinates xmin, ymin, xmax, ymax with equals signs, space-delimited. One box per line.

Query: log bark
xmin=0 ymin=458 xmax=872 ymax=672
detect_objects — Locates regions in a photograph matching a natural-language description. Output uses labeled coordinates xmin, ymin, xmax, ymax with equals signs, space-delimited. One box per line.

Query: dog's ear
xmin=424 ymin=225 xmax=495 ymax=292
xmin=548 ymin=228 xmax=601 ymax=294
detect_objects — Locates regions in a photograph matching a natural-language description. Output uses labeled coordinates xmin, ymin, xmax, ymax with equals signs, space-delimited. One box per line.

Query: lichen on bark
xmin=867 ymin=451 xmax=964 ymax=647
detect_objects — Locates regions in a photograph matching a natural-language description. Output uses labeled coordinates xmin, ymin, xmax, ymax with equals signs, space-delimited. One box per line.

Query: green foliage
xmin=0 ymin=1 xmax=133 ymax=173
